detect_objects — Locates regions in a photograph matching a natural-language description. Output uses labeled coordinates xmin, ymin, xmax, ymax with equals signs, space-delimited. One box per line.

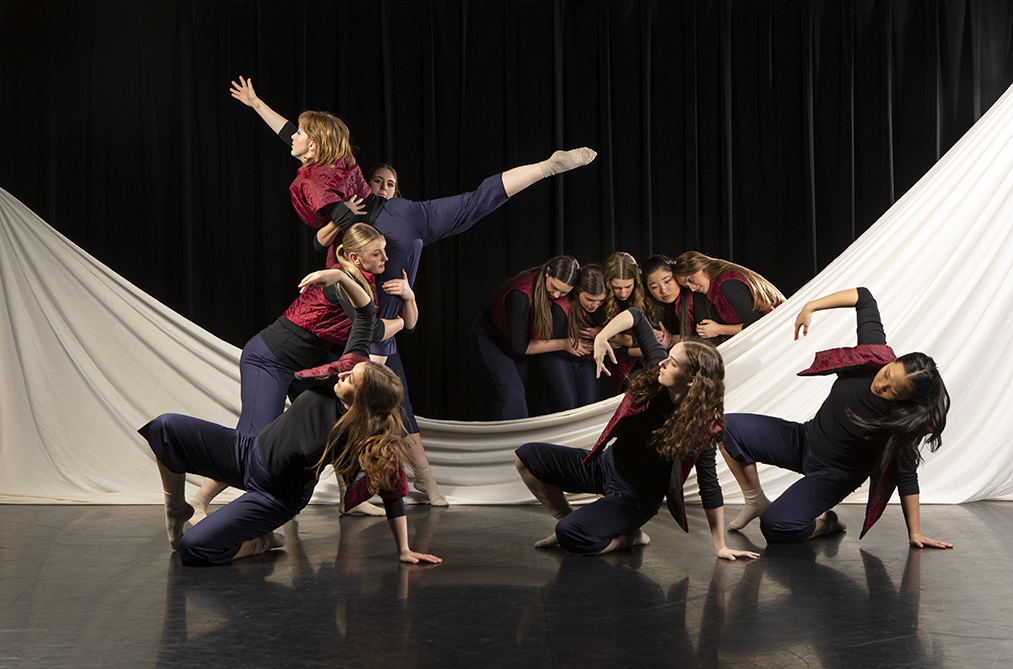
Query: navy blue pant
xmin=382 ymin=351 xmax=420 ymax=434
xmin=141 ymin=414 xmax=313 ymax=566
xmin=471 ymin=312 xmax=530 ymax=420
xmin=237 ymin=333 xmax=338 ymax=435
xmin=516 ymin=442 xmax=660 ymax=554
xmin=723 ymin=413 xmax=866 ymax=543
xmin=538 ymin=352 xmax=599 ymax=412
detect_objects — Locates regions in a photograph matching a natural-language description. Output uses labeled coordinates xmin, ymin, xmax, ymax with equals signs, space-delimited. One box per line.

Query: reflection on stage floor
xmin=1 ymin=501 xmax=1010 ymax=667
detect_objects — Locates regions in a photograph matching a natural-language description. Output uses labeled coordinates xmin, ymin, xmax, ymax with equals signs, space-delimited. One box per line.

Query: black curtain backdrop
xmin=2 ymin=1 xmax=1012 ymax=419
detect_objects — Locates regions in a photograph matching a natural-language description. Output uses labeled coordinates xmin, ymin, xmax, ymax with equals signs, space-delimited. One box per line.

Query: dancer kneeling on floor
xmin=721 ymin=287 xmax=952 ymax=548
xmin=139 ymin=270 xmax=441 ymax=566
xmin=515 ymin=307 xmax=759 ymax=559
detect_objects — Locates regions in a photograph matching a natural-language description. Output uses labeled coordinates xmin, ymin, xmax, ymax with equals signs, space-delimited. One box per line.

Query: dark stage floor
xmin=2 ymin=501 xmax=1010 ymax=668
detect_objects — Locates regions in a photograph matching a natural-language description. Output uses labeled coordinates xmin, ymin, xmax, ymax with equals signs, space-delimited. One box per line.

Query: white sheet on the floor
xmin=4 ymin=83 xmax=1013 ymax=507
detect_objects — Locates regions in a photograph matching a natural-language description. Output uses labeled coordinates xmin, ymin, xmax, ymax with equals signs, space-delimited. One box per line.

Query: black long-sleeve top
xmin=805 ymin=288 xmax=919 ymax=495
xmin=607 ymin=308 xmax=724 ymax=509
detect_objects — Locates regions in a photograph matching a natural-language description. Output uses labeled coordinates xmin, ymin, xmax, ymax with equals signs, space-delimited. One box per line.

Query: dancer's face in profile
xmin=871 ymin=361 xmax=913 ymax=401
xmin=544 ymin=273 xmax=574 ymax=300
xmin=646 ymin=269 xmax=677 ymax=304
xmin=677 ymin=270 xmax=711 ymax=294
xmin=369 ymin=168 xmax=398 ymax=199
xmin=349 ymin=238 xmax=389 ymax=275
xmin=579 ymin=291 xmax=607 ymax=313
xmin=334 ymin=362 xmax=365 ymax=405
xmin=610 ymin=278 xmax=635 ymax=302
xmin=291 ymin=126 xmax=315 ymax=162
xmin=657 ymin=342 xmax=693 ymax=396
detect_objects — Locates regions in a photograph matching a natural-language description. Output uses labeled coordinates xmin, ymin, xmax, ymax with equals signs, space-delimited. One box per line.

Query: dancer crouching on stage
xmin=671 ymin=251 xmax=785 ymax=345
xmin=140 ymin=270 xmax=441 ymax=566
xmin=514 ymin=306 xmax=759 ymax=560
xmin=721 ymin=288 xmax=952 ymax=548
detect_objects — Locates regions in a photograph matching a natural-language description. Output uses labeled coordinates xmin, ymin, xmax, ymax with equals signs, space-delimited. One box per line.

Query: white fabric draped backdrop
xmin=5 ymin=83 xmax=1013 ymax=506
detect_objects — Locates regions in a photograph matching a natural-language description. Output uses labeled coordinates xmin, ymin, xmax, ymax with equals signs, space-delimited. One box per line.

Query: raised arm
xmin=298 ymin=269 xmax=371 ymax=308
xmin=230 ymin=76 xmax=289 ymax=135
xmin=794 ymin=288 xmax=860 ymax=340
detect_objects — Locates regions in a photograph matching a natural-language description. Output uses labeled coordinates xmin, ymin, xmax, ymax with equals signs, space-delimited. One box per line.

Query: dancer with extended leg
xmin=232 ymin=75 xmax=597 ymax=504
xmin=514 ymin=306 xmax=758 ymax=559
xmin=721 ymin=287 xmax=952 ymax=547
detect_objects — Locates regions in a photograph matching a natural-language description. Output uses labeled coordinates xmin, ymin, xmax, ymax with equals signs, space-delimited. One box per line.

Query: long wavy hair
xmin=298 ymin=110 xmax=356 ymax=168
xmin=626 ymin=340 xmax=725 ymax=460
xmin=499 ymin=256 xmax=580 ymax=340
xmin=566 ymin=264 xmax=607 ymax=345
xmin=641 ymin=254 xmax=677 ymax=326
xmin=313 ymin=361 xmax=414 ymax=493
xmin=365 ymin=163 xmax=401 ymax=198
xmin=334 ymin=223 xmax=384 ymax=301
xmin=672 ymin=251 xmax=785 ymax=312
xmin=847 ymin=352 xmax=950 ymax=469
xmin=603 ymin=252 xmax=649 ymax=320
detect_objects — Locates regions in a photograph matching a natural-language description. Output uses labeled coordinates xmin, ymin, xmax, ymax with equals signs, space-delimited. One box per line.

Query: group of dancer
xmin=140 ymin=76 xmax=953 ymax=568
xmin=472 ymin=250 xmax=786 ymax=419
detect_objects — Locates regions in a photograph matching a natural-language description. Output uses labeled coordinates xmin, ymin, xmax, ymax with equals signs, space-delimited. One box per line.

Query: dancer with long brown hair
xmin=514 ymin=306 xmax=758 ymax=559
xmin=140 ymin=269 xmax=440 ymax=566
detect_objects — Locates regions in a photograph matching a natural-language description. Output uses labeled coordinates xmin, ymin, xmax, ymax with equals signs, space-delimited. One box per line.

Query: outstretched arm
xmin=705 ymin=507 xmax=760 ymax=561
xmin=230 ymin=76 xmax=289 ymax=134
xmin=901 ymin=494 xmax=953 ymax=549
xmin=388 ymin=515 xmax=443 ymax=564
xmin=794 ymin=288 xmax=860 ymax=340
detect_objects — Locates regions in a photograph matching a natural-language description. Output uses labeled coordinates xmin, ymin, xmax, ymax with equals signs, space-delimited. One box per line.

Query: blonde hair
xmin=672 ymin=251 xmax=785 ymax=312
xmin=297 ymin=110 xmax=356 ymax=167
xmin=335 ymin=223 xmax=384 ymax=301
xmin=313 ymin=362 xmax=415 ymax=492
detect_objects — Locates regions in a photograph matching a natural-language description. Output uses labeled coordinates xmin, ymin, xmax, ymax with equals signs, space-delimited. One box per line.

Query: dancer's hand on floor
xmin=909 ymin=532 xmax=953 ymax=549
xmin=717 ymin=546 xmax=760 ymax=561
xmin=400 ymin=550 xmax=443 ymax=565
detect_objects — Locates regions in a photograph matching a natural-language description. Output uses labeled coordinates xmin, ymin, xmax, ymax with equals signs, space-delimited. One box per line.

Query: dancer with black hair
xmin=721 ymin=288 xmax=952 ymax=547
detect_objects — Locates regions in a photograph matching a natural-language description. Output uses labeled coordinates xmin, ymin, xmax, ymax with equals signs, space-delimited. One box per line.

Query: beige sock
xmin=538 ymin=148 xmax=597 ymax=178
xmin=163 ymin=492 xmax=194 ymax=551
xmin=251 ymin=531 xmax=288 ymax=556
xmin=413 ymin=464 xmax=449 ymax=507
xmin=188 ymin=490 xmax=213 ymax=524
xmin=728 ymin=487 xmax=771 ymax=531
xmin=810 ymin=510 xmax=847 ymax=539
xmin=347 ymin=501 xmax=387 ymax=516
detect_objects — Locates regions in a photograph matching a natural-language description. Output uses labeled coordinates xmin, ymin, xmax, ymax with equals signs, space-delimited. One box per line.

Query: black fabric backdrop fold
xmin=2 ymin=0 xmax=1011 ymax=419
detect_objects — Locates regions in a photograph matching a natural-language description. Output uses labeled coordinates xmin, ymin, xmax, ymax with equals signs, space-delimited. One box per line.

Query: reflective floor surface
xmin=1 ymin=502 xmax=1010 ymax=668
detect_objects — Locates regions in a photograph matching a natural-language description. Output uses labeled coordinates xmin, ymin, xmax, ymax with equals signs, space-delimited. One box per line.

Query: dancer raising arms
xmin=140 ymin=269 xmax=441 ymax=566
xmin=672 ymin=251 xmax=785 ymax=345
xmin=514 ymin=305 xmax=758 ymax=560
xmin=231 ymin=75 xmax=597 ymax=504
xmin=471 ymin=256 xmax=584 ymax=420
xmin=721 ymin=288 xmax=952 ymax=547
